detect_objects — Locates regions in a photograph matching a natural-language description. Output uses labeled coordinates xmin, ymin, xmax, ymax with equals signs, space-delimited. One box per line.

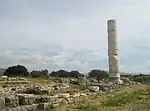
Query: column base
xmin=109 ymin=72 xmax=120 ymax=78
xmin=109 ymin=77 xmax=123 ymax=84
xmin=109 ymin=74 xmax=123 ymax=85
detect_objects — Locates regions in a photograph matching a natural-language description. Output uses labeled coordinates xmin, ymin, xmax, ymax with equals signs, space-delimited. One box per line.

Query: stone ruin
xmin=0 ymin=76 xmax=140 ymax=111
xmin=0 ymin=19 xmax=141 ymax=110
xmin=0 ymin=78 xmax=89 ymax=111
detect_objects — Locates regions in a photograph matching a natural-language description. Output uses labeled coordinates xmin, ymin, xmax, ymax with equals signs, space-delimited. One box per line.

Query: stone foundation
xmin=0 ymin=77 xmax=140 ymax=111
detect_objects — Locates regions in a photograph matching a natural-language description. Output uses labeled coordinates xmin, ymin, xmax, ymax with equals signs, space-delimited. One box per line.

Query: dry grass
xmin=26 ymin=77 xmax=57 ymax=84
xmin=1 ymin=76 xmax=150 ymax=111
xmin=54 ymin=84 xmax=150 ymax=111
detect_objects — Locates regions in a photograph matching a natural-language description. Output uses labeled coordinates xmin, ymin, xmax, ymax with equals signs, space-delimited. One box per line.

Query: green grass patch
xmin=102 ymin=85 xmax=150 ymax=107
xmin=56 ymin=85 xmax=150 ymax=111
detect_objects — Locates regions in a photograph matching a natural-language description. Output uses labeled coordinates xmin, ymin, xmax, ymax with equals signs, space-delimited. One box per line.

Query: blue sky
xmin=0 ymin=0 xmax=150 ymax=73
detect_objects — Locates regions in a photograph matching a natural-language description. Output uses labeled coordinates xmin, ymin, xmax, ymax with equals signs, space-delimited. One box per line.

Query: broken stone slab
xmin=52 ymin=98 xmax=68 ymax=105
xmin=52 ymin=103 xmax=59 ymax=107
xmin=5 ymin=95 xmax=19 ymax=107
xmin=34 ymin=96 xmax=41 ymax=104
xmin=4 ymin=107 xmax=27 ymax=111
xmin=8 ymin=78 xmax=17 ymax=81
xmin=66 ymin=98 xmax=75 ymax=104
xmin=48 ymin=96 xmax=57 ymax=102
xmin=59 ymin=98 xmax=68 ymax=106
xmin=35 ymin=95 xmax=56 ymax=104
xmin=19 ymin=78 xmax=28 ymax=81
xmin=33 ymin=87 xmax=50 ymax=95
xmin=4 ymin=104 xmax=38 ymax=111
xmin=52 ymin=94 xmax=59 ymax=98
xmin=40 ymin=96 xmax=52 ymax=103
xmin=88 ymin=86 xmax=99 ymax=92
xmin=38 ymin=89 xmax=50 ymax=95
xmin=0 ymin=97 xmax=5 ymax=110
xmin=17 ymin=94 xmax=36 ymax=105
xmin=52 ymin=98 xmax=63 ymax=104
xmin=71 ymin=93 xmax=80 ymax=98
xmin=80 ymin=93 xmax=87 ymax=96
xmin=108 ymin=82 xmax=114 ymax=85
xmin=70 ymin=79 xmax=80 ymax=85
xmin=38 ymin=103 xmax=53 ymax=110
xmin=58 ymin=93 xmax=70 ymax=98
xmin=21 ymin=104 xmax=38 ymax=111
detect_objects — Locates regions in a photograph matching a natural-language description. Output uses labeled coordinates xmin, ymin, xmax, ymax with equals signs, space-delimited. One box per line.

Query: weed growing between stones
xmin=102 ymin=85 xmax=150 ymax=107
xmin=45 ymin=104 xmax=55 ymax=111
xmin=56 ymin=84 xmax=150 ymax=111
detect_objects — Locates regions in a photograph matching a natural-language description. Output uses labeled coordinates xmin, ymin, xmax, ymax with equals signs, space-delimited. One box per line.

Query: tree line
xmin=3 ymin=65 xmax=109 ymax=80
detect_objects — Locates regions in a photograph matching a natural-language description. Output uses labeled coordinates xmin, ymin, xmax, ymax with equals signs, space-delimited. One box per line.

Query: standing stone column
xmin=107 ymin=19 xmax=122 ymax=84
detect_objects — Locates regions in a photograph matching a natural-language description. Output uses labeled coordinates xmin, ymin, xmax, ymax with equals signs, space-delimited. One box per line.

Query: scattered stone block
xmin=19 ymin=78 xmax=27 ymax=81
xmin=5 ymin=95 xmax=19 ymax=107
xmin=35 ymin=96 xmax=41 ymax=103
xmin=67 ymin=98 xmax=75 ymax=104
xmin=40 ymin=96 xmax=51 ymax=102
xmin=72 ymin=93 xmax=80 ymax=98
xmin=80 ymin=93 xmax=87 ymax=96
xmin=59 ymin=98 xmax=68 ymax=106
xmin=17 ymin=94 xmax=35 ymax=105
xmin=40 ymin=89 xmax=50 ymax=95
xmin=33 ymin=87 xmax=50 ymax=95
xmin=21 ymin=104 xmax=38 ymax=111
xmin=88 ymin=86 xmax=99 ymax=92
xmin=0 ymin=97 xmax=5 ymax=110
xmin=54 ymin=98 xmax=63 ymax=104
xmin=49 ymin=96 xmax=57 ymax=102
xmin=52 ymin=103 xmax=59 ymax=107
xmin=52 ymin=94 xmax=59 ymax=98
xmin=58 ymin=93 xmax=70 ymax=98
xmin=38 ymin=103 xmax=53 ymax=110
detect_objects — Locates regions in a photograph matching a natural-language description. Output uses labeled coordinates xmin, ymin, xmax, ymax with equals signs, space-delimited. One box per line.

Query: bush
xmin=4 ymin=65 xmax=29 ymax=76
xmin=88 ymin=69 xmax=109 ymax=82
xmin=50 ymin=70 xmax=84 ymax=77
xmin=132 ymin=76 xmax=150 ymax=83
xmin=30 ymin=69 xmax=49 ymax=78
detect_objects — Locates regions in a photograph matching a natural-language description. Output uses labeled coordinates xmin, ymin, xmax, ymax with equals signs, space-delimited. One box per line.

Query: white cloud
xmin=0 ymin=49 xmax=91 ymax=73
xmin=1 ymin=0 xmax=150 ymax=73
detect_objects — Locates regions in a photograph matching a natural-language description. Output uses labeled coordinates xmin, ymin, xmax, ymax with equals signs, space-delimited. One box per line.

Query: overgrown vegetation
xmin=54 ymin=84 xmax=150 ymax=111
xmin=132 ymin=75 xmax=150 ymax=84
xmin=121 ymin=74 xmax=150 ymax=84
xmin=50 ymin=70 xmax=84 ymax=77
xmin=103 ymin=86 xmax=150 ymax=106
xmin=4 ymin=65 xmax=29 ymax=76
xmin=88 ymin=69 xmax=109 ymax=83
xmin=45 ymin=104 xmax=55 ymax=111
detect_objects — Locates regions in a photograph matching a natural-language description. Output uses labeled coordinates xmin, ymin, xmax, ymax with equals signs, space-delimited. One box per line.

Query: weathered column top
xmin=107 ymin=19 xmax=117 ymax=32
xmin=107 ymin=19 xmax=116 ymax=23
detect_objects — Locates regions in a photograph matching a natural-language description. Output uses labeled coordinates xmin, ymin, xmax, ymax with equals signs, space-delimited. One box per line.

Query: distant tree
xmin=70 ymin=71 xmax=84 ymax=77
xmin=50 ymin=71 xmax=58 ymax=77
xmin=88 ymin=69 xmax=109 ymax=83
xmin=30 ymin=70 xmax=41 ymax=78
xmin=4 ymin=65 xmax=29 ymax=76
xmin=50 ymin=70 xmax=84 ymax=77
xmin=139 ymin=73 xmax=144 ymax=76
xmin=41 ymin=69 xmax=49 ymax=76
xmin=57 ymin=70 xmax=70 ymax=77
xmin=30 ymin=69 xmax=49 ymax=78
